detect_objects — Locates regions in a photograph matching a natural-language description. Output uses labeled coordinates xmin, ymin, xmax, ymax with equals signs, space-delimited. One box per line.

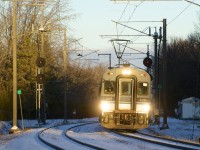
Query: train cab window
xmin=104 ymin=81 xmax=115 ymax=94
xmin=121 ymin=82 xmax=132 ymax=96
xmin=137 ymin=82 xmax=148 ymax=95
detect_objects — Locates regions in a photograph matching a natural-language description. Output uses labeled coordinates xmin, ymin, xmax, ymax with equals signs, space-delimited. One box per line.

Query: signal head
xmin=143 ymin=57 xmax=152 ymax=68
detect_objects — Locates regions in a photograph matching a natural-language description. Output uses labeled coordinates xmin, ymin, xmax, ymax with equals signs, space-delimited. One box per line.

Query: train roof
xmin=105 ymin=66 xmax=147 ymax=73
xmin=102 ymin=66 xmax=150 ymax=79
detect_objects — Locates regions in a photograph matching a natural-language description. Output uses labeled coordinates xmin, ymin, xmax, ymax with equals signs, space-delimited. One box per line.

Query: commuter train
xmin=99 ymin=65 xmax=151 ymax=130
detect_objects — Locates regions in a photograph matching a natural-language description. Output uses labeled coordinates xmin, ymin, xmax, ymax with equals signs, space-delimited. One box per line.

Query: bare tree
xmin=0 ymin=0 xmax=75 ymax=119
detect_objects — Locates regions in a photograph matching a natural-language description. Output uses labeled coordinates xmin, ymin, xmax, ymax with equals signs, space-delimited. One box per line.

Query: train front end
xmin=99 ymin=67 xmax=151 ymax=130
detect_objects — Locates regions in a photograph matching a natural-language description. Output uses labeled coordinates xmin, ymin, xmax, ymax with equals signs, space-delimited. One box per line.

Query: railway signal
xmin=36 ymin=57 xmax=46 ymax=68
xmin=36 ymin=74 xmax=45 ymax=84
xmin=143 ymin=57 xmax=152 ymax=68
xmin=36 ymin=57 xmax=46 ymax=84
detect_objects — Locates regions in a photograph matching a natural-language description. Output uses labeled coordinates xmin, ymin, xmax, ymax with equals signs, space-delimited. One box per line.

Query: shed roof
xmin=181 ymin=97 xmax=200 ymax=103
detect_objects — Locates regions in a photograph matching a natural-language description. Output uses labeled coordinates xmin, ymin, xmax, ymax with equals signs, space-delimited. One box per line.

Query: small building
xmin=178 ymin=97 xmax=200 ymax=119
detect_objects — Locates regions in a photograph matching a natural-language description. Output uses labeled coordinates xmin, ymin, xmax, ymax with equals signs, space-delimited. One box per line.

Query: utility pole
xmin=40 ymin=0 xmax=45 ymax=124
xmin=161 ymin=18 xmax=169 ymax=129
xmin=146 ymin=45 xmax=150 ymax=73
xmin=63 ymin=29 xmax=68 ymax=124
xmin=153 ymin=30 xmax=160 ymax=124
xmin=40 ymin=27 xmax=68 ymax=123
xmin=36 ymin=0 xmax=46 ymax=125
xmin=8 ymin=0 xmax=51 ymax=132
xmin=9 ymin=0 xmax=19 ymax=133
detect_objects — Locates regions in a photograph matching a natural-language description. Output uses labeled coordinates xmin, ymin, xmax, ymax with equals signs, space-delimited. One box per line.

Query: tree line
xmin=0 ymin=1 xmax=106 ymax=120
xmin=159 ymin=31 xmax=200 ymax=115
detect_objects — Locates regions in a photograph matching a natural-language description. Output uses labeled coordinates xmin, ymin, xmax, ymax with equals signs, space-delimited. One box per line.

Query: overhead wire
xmin=113 ymin=0 xmax=148 ymax=60
xmin=130 ymin=27 xmax=149 ymax=42
xmin=116 ymin=1 xmax=130 ymax=39
xmin=168 ymin=0 xmax=193 ymax=25
xmin=118 ymin=1 xmax=130 ymax=23
xmin=118 ymin=1 xmax=144 ymax=36
xmin=65 ymin=31 xmax=99 ymax=62
xmin=113 ymin=1 xmax=149 ymax=65
xmin=115 ymin=0 xmax=193 ymax=66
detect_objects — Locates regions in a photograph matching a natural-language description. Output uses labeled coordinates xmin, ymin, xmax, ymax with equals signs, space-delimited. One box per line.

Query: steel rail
xmin=65 ymin=122 xmax=105 ymax=150
xmin=38 ymin=121 xmax=98 ymax=150
xmin=137 ymin=131 xmax=200 ymax=148
xmin=113 ymin=130 xmax=200 ymax=150
xmin=38 ymin=123 xmax=65 ymax=150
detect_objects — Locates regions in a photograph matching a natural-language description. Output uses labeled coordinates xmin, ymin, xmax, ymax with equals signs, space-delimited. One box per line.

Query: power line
xmin=120 ymin=20 xmax=163 ymax=23
xmin=118 ymin=1 xmax=144 ymax=35
xmin=112 ymin=20 xmax=150 ymax=36
xmin=130 ymin=27 xmax=149 ymax=42
xmin=116 ymin=42 xmax=147 ymax=54
xmin=168 ymin=1 xmax=192 ymax=25
xmin=74 ymin=50 xmax=99 ymax=60
xmin=116 ymin=1 xmax=130 ymax=38
xmin=118 ymin=1 xmax=130 ymax=22
xmin=185 ymin=0 xmax=200 ymax=7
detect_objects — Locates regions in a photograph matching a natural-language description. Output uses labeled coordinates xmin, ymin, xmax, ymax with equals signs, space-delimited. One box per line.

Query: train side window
xmin=137 ymin=82 xmax=148 ymax=95
xmin=104 ymin=81 xmax=115 ymax=94
xmin=121 ymin=82 xmax=132 ymax=96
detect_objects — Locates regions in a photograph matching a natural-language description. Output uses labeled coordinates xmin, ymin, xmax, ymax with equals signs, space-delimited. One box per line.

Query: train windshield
xmin=118 ymin=78 xmax=134 ymax=110
xmin=121 ymin=82 xmax=132 ymax=96
xmin=137 ymin=82 xmax=148 ymax=95
xmin=104 ymin=81 xmax=115 ymax=94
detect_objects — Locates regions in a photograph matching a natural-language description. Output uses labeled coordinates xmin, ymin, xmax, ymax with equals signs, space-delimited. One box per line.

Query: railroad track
xmin=38 ymin=123 xmax=65 ymax=150
xmin=114 ymin=130 xmax=200 ymax=150
xmin=38 ymin=121 xmax=200 ymax=150
xmin=38 ymin=121 xmax=99 ymax=150
xmin=65 ymin=122 xmax=106 ymax=150
xmin=66 ymin=124 xmax=196 ymax=150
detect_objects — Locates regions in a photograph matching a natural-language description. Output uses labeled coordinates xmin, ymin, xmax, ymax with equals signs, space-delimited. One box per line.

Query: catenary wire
xmin=168 ymin=0 xmax=193 ymax=25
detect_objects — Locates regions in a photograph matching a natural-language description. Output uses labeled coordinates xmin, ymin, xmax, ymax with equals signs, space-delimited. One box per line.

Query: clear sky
xmin=69 ymin=0 xmax=200 ymax=68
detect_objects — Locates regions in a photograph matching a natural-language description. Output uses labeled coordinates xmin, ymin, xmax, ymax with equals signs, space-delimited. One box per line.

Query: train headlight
xmin=136 ymin=103 xmax=150 ymax=113
xmin=122 ymin=69 xmax=131 ymax=75
xmin=101 ymin=101 xmax=111 ymax=112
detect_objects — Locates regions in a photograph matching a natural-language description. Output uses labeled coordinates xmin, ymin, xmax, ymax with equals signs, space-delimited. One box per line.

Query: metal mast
xmin=10 ymin=0 xmax=19 ymax=133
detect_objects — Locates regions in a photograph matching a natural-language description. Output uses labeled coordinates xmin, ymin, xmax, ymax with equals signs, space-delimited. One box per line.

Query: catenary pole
xmin=10 ymin=0 xmax=19 ymax=133
xmin=8 ymin=0 xmax=48 ymax=132
xmin=161 ymin=18 xmax=169 ymax=129
xmin=36 ymin=0 xmax=45 ymax=124
xmin=40 ymin=0 xmax=45 ymax=124
xmin=153 ymin=31 xmax=159 ymax=124
xmin=63 ymin=29 xmax=68 ymax=123
xmin=39 ymin=27 xmax=68 ymax=123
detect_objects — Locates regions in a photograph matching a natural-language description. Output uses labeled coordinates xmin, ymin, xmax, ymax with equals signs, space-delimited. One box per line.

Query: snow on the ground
xmin=67 ymin=122 xmax=175 ymax=150
xmin=0 ymin=117 xmax=200 ymax=150
xmin=141 ymin=117 xmax=200 ymax=143
xmin=0 ymin=121 xmax=12 ymax=135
